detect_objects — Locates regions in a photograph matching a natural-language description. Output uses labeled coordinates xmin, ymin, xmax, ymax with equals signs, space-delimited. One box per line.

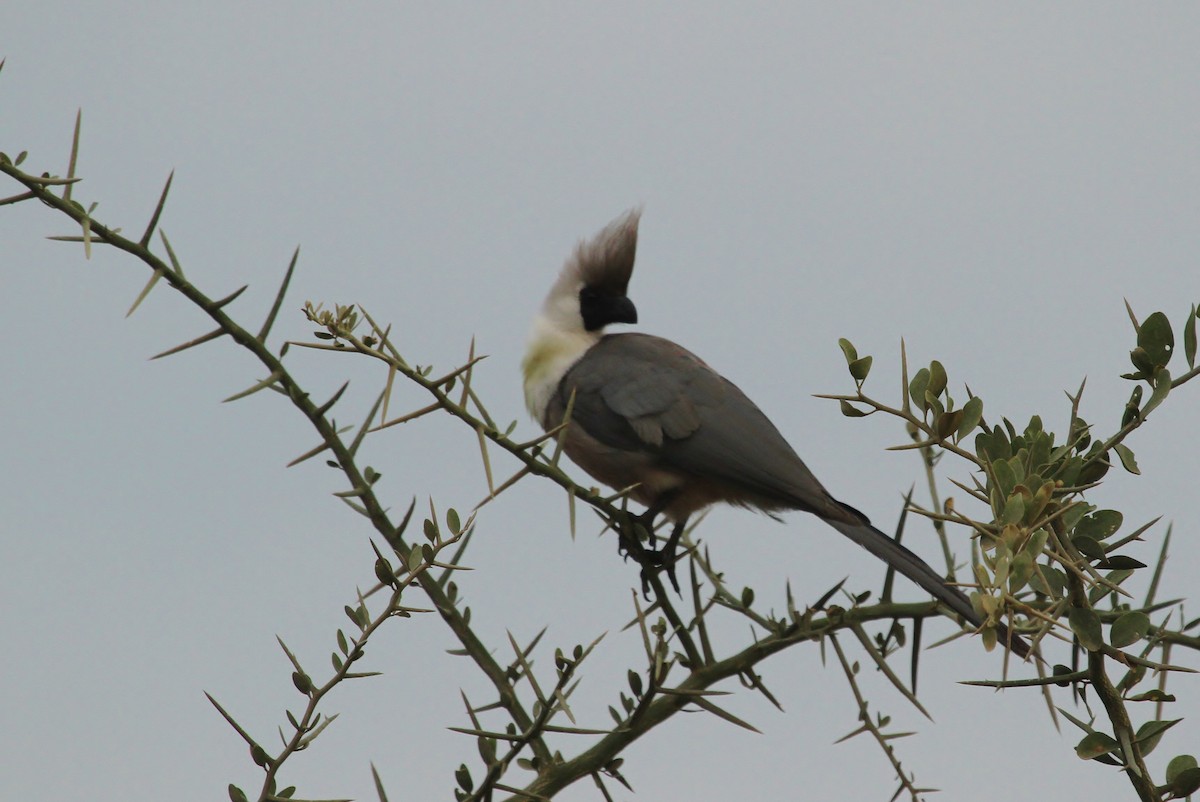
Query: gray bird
xmin=522 ymin=209 xmax=1028 ymax=657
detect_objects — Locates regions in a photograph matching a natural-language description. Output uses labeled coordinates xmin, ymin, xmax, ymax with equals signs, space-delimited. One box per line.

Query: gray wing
xmin=555 ymin=333 xmax=839 ymax=517
xmin=555 ymin=334 xmax=1031 ymax=656
xmin=554 ymin=334 xmax=1032 ymax=657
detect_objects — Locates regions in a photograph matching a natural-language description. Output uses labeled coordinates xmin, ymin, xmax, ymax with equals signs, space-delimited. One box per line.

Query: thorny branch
xmin=4 ymin=136 xmax=1199 ymax=802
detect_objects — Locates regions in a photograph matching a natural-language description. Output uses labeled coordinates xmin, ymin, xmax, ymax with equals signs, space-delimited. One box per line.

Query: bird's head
xmin=522 ymin=208 xmax=642 ymax=422
xmin=541 ymin=208 xmax=640 ymax=335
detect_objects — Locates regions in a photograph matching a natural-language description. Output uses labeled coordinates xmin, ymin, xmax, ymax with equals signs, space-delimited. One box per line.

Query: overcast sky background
xmin=3 ymin=5 xmax=1198 ymax=801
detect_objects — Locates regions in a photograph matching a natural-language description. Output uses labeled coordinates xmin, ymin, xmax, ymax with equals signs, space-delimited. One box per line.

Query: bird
xmin=521 ymin=209 xmax=1028 ymax=658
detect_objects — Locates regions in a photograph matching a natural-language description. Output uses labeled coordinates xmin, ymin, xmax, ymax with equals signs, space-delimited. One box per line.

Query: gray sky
xmin=3 ymin=5 xmax=1198 ymax=801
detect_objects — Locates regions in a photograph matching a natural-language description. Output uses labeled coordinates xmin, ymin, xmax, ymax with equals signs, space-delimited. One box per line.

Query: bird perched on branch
xmin=522 ymin=209 xmax=1028 ymax=657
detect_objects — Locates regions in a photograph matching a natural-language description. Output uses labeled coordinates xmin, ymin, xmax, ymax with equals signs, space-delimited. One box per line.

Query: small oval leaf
xmin=927 ymin=360 xmax=948 ymax=399
xmin=956 ymin=396 xmax=984 ymax=440
xmin=1110 ymin=611 xmax=1151 ymax=647
xmin=839 ymin=400 xmax=868 ymax=417
xmin=1075 ymin=510 xmax=1123 ymax=541
xmin=848 ymin=355 xmax=872 ymax=382
xmin=1075 ymin=731 xmax=1119 ymax=760
xmin=1169 ymin=768 xmax=1200 ymax=798
xmin=1185 ymin=305 xmax=1198 ymax=368
xmin=909 ymin=368 xmax=930 ymax=412
xmin=838 ymin=337 xmax=858 ymax=365
xmin=1112 ymin=443 xmax=1140 ymax=475
xmin=1068 ymin=606 xmax=1104 ymax=651
xmin=1137 ymin=311 xmax=1174 ymax=366
xmin=1000 ymin=493 xmax=1025 ymax=525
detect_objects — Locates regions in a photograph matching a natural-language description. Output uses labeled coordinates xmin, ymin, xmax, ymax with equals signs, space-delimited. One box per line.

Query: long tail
xmin=826 ymin=518 xmax=1030 ymax=658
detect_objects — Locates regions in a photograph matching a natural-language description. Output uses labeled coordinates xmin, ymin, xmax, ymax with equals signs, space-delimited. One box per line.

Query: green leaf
xmin=1137 ymin=311 xmax=1174 ymax=366
xmin=1070 ymin=415 xmax=1092 ymax=452
xmin=1121 ymin=385 xmax=1144 ymax=428
xmin=1075 ymin=510 xmax=1123 ymax=541
xmin=1077 ymin=444 xmax=1110 ymax=485
xmin=292 ymin=671 xmax=312 ymax=694
xmin=936 ymin=409 xmax=963 ymax=439
xmin=1112 ymin=443 xmax=1140 ymax=475
xmin=1167 ymin=755 xmax=1199 ymax=784
xmin=406 ymin=545 xmax=423 ymax=572
xmin=956 ymin=396 xmax=984 ymax=440
xmin=1139 ymin=367 xmax=1171 ymax=420
xmin=927 ymin=360 xmax=948 ymax=399
xmin=1171 ymin=753 xmax=1200 ymax=797
xmin=1075 ymin=731 xmax=1119 ymax=760
xmin=455 ymin=763 xmax=474 ymax=793
xmin=1099 ymin=555 xmax=1146 ymax=570
xmin=1006 ymin=454 xmax=1026 ymax=485
xmin=1128 ymin=346 xmax=1156 ymax=379
xmin=1072 ymin=535 xmax=1106 ymax=561
xmin=1063 ymin=502 xmax=1093 ymax=532
xmin=976 ymin=424 xmax=1012 ymax=462
xmin=1025 ymin=481 xmax=1053 ymax=523
xmin=839 ymin=400 xmax=868 ymax=417
xmin=447 ymin=507 xmax=462 ymax=535
xmin=1135 ymin=718 xmax=1180 ymax=756
xmin=1110 ymin=611 xmax=1150 ymax=647
xmin=1109 ymin=565 xmax=1137 ymax=584
xmin=923 ymin=390 xmax=944 ymax=419
xmin=374 ymin=557 xmax=394 ymax=586
xmin=1185 ymin=305 xmax=1198 ymax=368
xmin=837 ymin=338 xmax=858 ymax=365
xmin=909 ymin=368 xmax=930 ymax=412
xmin=991 ymin=459 xmax=1017 ymax=499
xmin=1022 ymin=528 xmax=1049 ymax=559
xmin=1000 ymin=493 xmax=1025 ymax=525
xmin=1168 ymin=768 xmax=1200 ymax=798
xmin=1028 ymin=566 xmax=1066 ymax=599
xmin=848 ymin=355 xmax=872 ymax=382
xmin=1068 ymin=606 xmax=1104 ymax=651
xmin=991 ymin=550 xmax=1011 ymax=587
xmin=478 ymin=735 xmax=497 ymax=765
xmin=1008 ymin=551 xmax=1034 ymax=593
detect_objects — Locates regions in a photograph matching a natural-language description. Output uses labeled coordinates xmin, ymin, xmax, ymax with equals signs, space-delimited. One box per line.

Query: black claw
xmin=614 ymin=506 xmax=691 ymax=598
xmin=639 ymin=566 xmax=654 ymax=599
xmin=616 ymin=515 xmax=688 ymax=597
xmin=663 ymin=560 xmax=681 ymax=594
xmin=633 ymin=509 xmax=659 ymax=549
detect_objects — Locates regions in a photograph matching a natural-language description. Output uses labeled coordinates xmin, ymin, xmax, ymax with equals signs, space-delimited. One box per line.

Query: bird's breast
xmin=521 ymin=318 xmax=599 ymax=424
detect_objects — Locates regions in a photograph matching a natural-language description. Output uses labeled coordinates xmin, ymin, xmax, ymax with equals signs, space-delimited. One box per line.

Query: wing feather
xmin=555 ymin=333 xmax=835 ymax=515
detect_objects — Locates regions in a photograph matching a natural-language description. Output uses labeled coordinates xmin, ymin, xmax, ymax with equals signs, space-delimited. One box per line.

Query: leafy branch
xmin=4 ymin=103 xmax=1197 ymax=802
xmin=822 ymin=318 xmax=1200 ymax=801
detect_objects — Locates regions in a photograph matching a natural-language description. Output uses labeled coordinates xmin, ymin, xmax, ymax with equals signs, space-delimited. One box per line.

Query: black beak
xmin=580 ymin=288 xmax=638 ymax=331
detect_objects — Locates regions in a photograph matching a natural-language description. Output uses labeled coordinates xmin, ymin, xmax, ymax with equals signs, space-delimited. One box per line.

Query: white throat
xmin=521 ymin=311 xmax=601 ymax=425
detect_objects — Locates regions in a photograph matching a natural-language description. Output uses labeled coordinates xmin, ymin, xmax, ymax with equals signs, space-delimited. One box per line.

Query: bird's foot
xmin=631 ymin=546 xmax=681 ymax=596
xmin=615 ymin=510 xmax=686 ymax=597
xmin=628 ymin=521 xmax=686 ymax=596
xmin=615 ymin=508 xmax=659 ymax=561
